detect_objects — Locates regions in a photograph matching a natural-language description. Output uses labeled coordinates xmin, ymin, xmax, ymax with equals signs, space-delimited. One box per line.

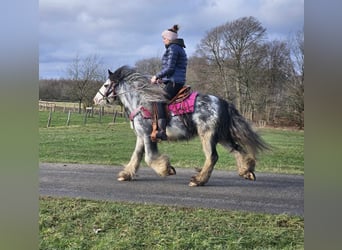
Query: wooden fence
xmin=39 ymin=100 xmax=56 ymax=112
xmin=39 ymin=100 xmax=127 ymax=127
xmin=39 ymin=100 xmax=124 ymax=114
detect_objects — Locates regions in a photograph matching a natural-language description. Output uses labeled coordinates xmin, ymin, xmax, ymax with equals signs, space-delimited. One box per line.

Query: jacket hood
xmin=167 ymin=38 xmax=186 ymax=48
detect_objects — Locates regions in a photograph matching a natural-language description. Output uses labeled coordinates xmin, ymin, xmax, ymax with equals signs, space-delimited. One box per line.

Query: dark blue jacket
xmin=156 ymin=39 xmax=187 ymax=84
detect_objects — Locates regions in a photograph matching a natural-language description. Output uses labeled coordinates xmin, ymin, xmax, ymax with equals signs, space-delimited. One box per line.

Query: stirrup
xmin=156 ymin=131 xmax=167 ymax=141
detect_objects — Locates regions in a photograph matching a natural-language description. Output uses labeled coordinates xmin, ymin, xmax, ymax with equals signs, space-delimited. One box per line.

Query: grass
xmin=39 ymin=110 xmax=304 ymax=249
xmin=39 ymin=108 xmax=122 ymax=127
xmin=39 ymin=111 xmax=304 ymax=174
xmin=40 ymin=197 xmax=304 ymax=250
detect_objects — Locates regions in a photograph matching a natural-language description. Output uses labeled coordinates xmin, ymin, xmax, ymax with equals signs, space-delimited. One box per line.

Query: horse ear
xmin=108 ymin=69 xmax=113 ymax=75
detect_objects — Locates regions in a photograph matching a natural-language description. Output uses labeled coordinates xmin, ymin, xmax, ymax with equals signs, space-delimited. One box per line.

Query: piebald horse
xmin=93 ymin=66 xmax=268 ymax=186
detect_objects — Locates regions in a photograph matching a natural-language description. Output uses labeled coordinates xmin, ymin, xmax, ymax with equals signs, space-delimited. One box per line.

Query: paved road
xmin=39 ymin=163 xmax=304 ymax=216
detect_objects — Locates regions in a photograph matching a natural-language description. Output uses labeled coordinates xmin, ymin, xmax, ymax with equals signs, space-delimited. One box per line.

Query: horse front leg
xmin=144 ymin=136 xmax=176 ymax=177
xmin=189 ymin=132 xmax=218 ymax=186
xmin=117 ymin=136 xmax=144 ymax=181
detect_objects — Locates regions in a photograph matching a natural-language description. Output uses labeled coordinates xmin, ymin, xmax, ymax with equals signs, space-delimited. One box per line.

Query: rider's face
xmin=162 ymin=36 xmax=171 ymax=45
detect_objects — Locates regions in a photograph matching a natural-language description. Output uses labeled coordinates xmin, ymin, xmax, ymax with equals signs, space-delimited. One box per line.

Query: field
xmin=39 ymin=110 xmax=304 ymax=174
xmin=39 ymin=110 xmax=304 ymax=249
xmin=40 ymin=197 xmax=304 ymax=250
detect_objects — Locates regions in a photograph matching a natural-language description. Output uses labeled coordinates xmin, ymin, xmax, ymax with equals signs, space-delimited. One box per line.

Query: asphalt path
xmin=39 ymin=163 xmax=304 ymax=217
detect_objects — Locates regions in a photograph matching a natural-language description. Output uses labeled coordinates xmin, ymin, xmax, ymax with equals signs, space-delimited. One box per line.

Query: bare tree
xmin=187 ymin=56 xmax=215 ymax=94
xmin=222 ymin=16 xmax=266 ymax=112
xmin=254 ymin=40 xmax=292 ymax=123
xmin=135 ymin=57 xmax=162 ymax=76
xmin=66 ymin=54 xmax=104 ymax=113
xmin=196 ymin=16 xmax=267 ymax=113
xmin=287 ymin=28 xmax=304 ymax=128
xmin=196 ymin=25 xmax=233 ymax=100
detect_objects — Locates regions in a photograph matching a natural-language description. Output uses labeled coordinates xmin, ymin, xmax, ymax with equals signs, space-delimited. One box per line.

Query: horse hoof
xmin=117 ymin=177 xmax=126 ymax=181
xmin=188 ymin=176 xmax=205 ymax=187
xmin=244 ymin=172 xmax=256 ymax=181
xmin=117 ymin=173 xmax=133 ymax=181
xmin=168 ymin=166 xmax=176 ymax=175
xmin=189 ymin=181 xmax=205 ymax=187
xmin=189 ymin=181 xmax=198 ymax=187
xmin=189 ymin=176 xmax=198 ymax=186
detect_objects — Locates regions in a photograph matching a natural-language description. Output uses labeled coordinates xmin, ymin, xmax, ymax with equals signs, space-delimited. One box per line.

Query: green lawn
xmin=40 ymin=197 xmax=304 ymax=250
xmin=39 ymin=111 xmax=304 ymax=174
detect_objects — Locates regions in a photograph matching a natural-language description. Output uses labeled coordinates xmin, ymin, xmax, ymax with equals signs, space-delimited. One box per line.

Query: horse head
xmin=93 ymin=66 xmax=168 ymax=106
xmin=93 ymin=69 xmax=119 ymax=105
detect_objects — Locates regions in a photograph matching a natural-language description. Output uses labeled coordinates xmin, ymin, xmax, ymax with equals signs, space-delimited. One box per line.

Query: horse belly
xmin=166 ymin=118 xmax=195 ymax=141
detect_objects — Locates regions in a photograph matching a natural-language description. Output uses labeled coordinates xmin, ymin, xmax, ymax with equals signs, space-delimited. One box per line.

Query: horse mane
xmin=111 ymin=65 xmax=168 ymax=104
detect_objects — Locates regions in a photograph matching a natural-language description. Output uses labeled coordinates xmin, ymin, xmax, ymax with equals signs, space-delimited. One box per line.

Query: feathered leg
xmin=144 ymin=137 xmax=176 ymax=177
xmin=117 ymin=136 xmax=144 ymax=181
xmin=189 ymin=131 xmax=218 ymax=186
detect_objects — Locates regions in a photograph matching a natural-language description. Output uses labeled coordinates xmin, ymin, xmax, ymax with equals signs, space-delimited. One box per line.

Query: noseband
xmin=98 ymin=80 xmax=118 ymax=103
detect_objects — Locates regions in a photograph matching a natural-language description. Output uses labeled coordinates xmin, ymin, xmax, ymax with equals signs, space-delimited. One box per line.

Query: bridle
xmin=96 ymin=77 xmax=155 ymax=104
xmin=97 ymin=80 xmax=118 ymax=104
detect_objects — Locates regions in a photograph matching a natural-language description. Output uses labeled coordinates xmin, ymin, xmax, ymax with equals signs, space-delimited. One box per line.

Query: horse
xmin=93 ymin=65 xmax=269 ymax=186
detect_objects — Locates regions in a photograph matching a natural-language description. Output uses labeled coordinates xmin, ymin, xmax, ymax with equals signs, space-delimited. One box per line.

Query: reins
xmin=97 ymin=80 xmax=150 ymax=103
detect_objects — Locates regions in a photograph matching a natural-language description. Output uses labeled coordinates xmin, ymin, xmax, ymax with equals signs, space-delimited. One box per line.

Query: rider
xmin=150 ymin=24 xmax=188 ymax=140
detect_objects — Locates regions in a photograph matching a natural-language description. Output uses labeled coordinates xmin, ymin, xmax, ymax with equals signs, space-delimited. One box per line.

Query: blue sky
xmin=39 ymin=0 xmax=304 ymax=79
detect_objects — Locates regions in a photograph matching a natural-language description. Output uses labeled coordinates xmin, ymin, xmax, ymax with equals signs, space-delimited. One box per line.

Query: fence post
xmin=83 ymin=111 xmax=87 ymax=125
xmin=113 ymin=110 xmax=118 ymax=123
xmin=47 ymin=109 xmax=52 ymax=127
xmin=99 ymin=107 xmax=103 ymax=123
xmin=86 ymin=107 xmax=93 ymax=117
xmin=66 ymin=111 xmax=71 ymax=126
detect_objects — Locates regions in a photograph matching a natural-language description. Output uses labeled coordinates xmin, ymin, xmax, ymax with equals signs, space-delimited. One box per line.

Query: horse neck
xmin=117 ymin=86 xmax=142 ymax=113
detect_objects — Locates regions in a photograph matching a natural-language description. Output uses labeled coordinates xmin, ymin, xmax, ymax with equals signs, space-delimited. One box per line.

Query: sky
xmin=39 ymin=0 xmax=304 ymax=79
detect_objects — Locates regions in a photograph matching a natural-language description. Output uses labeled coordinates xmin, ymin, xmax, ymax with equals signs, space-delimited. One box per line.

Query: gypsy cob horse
xmin=93 ymin=66 xmax=268 ymax=186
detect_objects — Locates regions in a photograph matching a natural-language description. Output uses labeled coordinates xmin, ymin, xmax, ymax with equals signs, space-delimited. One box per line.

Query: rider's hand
xmin=151 ymin=75 xmax=157 ymax=84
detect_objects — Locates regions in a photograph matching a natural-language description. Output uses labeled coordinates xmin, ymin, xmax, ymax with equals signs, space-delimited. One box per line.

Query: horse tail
xmin=224 ymin=101 xmax=269 ymax=155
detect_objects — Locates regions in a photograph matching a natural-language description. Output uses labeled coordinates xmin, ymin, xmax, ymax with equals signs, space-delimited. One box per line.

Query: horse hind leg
xmin=117 ymin=136 xmax=144 ymax=181
xmin=189 ymin=131 xmax=218 ymax=187
xmin=234 ymin=151 xmax=256 ymax=181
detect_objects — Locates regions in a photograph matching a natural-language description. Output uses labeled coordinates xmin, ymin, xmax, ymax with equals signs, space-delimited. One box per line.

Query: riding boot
xmin=156 ymin=118 xmax=167 ymax=140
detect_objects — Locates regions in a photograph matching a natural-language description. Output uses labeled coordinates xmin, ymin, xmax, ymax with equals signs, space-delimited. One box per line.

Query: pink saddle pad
xmin=168 ymin=92 xmax=198 ymax=116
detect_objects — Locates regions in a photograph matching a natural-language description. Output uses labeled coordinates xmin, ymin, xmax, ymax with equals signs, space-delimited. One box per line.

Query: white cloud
xmin=257 ymin=0 xmax=304 ymax=33
xmin=39 ymin=0 xmax=303 ymax=79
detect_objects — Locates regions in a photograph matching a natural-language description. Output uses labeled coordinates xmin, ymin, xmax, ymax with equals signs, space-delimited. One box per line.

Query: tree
xmin=186 ymin=56 xmax=215 ymax=94
xmin=254 ymin=40 xmax=292 ymax=123
xmin=222 ymin=16 xmax=266 ymax=113
xmin=286 ymin=28 xmax=304 ymax=128
xmin=135 ymin=57 xmax=162 ymax=76
xmin=196 ymin=25 xmax=232 ymax=100
xmin=196 ymin=16 xmax=267 ymax=113
xmin=66 ymin=54 xmax=104 ymax=113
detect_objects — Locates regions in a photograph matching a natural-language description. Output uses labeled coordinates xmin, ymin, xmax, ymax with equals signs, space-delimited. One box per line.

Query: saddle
xmin=169 ymin=85 xmax=192 ymax=104
xmin=151 ymin=86 xmax=196 ymax=141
